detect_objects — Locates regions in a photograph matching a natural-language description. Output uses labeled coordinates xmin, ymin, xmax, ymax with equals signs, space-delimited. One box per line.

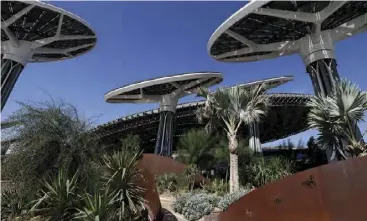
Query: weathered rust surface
xmin=137 ymin=160 xmax=162 ymax=221
xmin=218 ymin=156 xmax=367 ymax=221
xmin=140 ymin=153 xmax=208 ymax=184
xmin=138 ymin=154 xmax=207 ymax=221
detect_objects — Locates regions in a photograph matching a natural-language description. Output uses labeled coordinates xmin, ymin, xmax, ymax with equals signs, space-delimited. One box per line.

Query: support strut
xmin=249 ymin=122 xmax=261 ymax=153
xmin=1 ymin=59 xmax=25 ymax=111
xmin=306 ymin=58 xmax=340 ymax=96
xmin=154 ymin=111 xmax=175 ymax=157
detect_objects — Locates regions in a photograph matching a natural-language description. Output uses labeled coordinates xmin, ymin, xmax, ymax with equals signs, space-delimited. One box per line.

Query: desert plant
xmin=1 ymin=188 xmax=35 ymax=219
xmin=201 ymin=179 xmax=228 ymax=196
xmin=182 ymin=164 xmax=200 ymax=192
xmin=30 ymin=169 xmax=80 ymax=221
xmin=156 ymin=173 xmax=180 ymax=194
xmin=179 ymin=192 xmax=221 ymax=221
xmin=1 ymin=100 xmax=99 ymax=193
xmin=172 ymin=192 xmax=196 ymax=215
xmin=73 ymin=190 xmax=115 ymax=221
xmin=177 ymin=129 xmax=217 ymax=170
xmin=197 ymin=85 xmax=269 ymax=192
xmin=217 ymin=188 xmax=252 ymax=211
xmin=307 ymin=79 xmax=367 ymax=160
xmin=243 ymin=156 xmax=294 ymax=187
xmin=102 ymin=149 xmax=146 ymax=220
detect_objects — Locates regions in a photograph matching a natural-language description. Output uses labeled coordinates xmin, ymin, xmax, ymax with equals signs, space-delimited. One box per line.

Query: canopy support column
xmin=1 ymin=59 xmax=24 ymax=110
xmin=154 ymin=111 xmax=175 ymax=157
xmin=249 ymin=122 xmax=261 ymax=153
xmin=301 ymin=32 xmax=364 ymax=162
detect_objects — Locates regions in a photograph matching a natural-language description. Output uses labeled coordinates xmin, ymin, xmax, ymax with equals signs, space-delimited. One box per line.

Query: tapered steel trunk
xmin=154 ymin=111 xmax=175 ymax=157
xmin=1 ymin=59 xmax=24 ymax=111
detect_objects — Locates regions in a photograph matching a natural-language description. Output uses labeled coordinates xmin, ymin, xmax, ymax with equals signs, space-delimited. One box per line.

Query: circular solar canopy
xmin=235 ymin=75 xmax=293 ymax=91
xmin=208 ymin=1 xmax=367 ymax=62
xmin=1 ymin=0 xmax=97 ymax=63
xmin=105 ymin=72 xmax=223 ymax=103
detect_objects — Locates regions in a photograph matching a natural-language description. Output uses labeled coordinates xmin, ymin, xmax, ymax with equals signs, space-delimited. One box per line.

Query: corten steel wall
xmin=136 ymin=160 xmax=162 ymax=221
xmin=138 ymin=154 xmax=207 ymax=220
xmin=140 ymin=154 xmax=208 ymax=184
xmin=219 ymin=156 xmax=367 ymax=221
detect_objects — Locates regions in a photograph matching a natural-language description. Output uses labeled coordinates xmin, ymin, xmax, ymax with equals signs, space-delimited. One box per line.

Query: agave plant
xmin=30 ymin=169 xmax=80 ymax=221
xmin=102 ymin=149 xmax=146 ymax=220
xmin=73 ymin=190 xmax=116 ymax=221
xmin=307 ymin=79 xmax=367 ymax=160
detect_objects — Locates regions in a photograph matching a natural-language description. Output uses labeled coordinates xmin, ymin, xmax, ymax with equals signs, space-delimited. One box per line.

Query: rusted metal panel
xmin=218 ymin=156 xmax=367 ymax=221
xmin=138 ymin=154 xmax=207 ymax=221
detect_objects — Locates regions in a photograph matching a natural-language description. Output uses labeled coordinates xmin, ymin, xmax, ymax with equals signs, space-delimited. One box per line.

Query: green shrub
xmin=172 ymin=192 xmax=195 ymax=214
xmin=242 ymin=156 xmax=294 ymax=187
xmin=217 ymin=188 xmax=251 ymax=211
xmin=173 ymin=192 xmax=221 ymax=221
xmin=1 ymin=188 xmax=35 ymax=219
xmin=201 ymin=179 xmax=228 ymax=196
xmin=156 ymin=173 xmax=179 ymax=194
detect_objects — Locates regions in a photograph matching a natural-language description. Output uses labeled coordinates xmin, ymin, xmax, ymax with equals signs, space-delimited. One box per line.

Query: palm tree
xmin=197 ymin=85 xmax=269 ymax=192
xmin=176 ymin=129 xmax=217 ymax=170
xmin=307 ymin=79 xmax=367 ymax=161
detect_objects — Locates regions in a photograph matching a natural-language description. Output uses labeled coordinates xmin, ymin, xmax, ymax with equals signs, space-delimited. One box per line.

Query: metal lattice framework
xmin=1 ymin=0 xmax=97 ymax=110
xmin=92 ymin=93 xmax=313 ymax=149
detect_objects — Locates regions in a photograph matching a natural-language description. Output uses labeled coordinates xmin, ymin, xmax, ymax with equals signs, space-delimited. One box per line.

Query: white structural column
xmin=248 ymin=122 xmax=261 ymax=153
xmin=1 ymin=11 xmax=95 ymax=110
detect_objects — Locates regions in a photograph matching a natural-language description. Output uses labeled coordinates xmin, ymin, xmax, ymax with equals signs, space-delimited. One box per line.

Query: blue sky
xmin=2 ymin=1 xmax=367 ymax=146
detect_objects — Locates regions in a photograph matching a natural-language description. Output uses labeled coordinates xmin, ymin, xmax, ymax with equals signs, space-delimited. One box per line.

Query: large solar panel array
xmin=105 ymin=72 xmax=223 ymax=102
xmin=210 ymin=1 xmax=367 ymax=59
xmin=1 ymin=1 xmax=96 ymax=62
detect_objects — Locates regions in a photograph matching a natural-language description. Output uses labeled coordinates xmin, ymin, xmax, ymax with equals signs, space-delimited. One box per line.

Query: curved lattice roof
xmin=92 ymin=93 xmax=313 ymax=147
xmin=1 ymin=0 xmax=97 ymax=62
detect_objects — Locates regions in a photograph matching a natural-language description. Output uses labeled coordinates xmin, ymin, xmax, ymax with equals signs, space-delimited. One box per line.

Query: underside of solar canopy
xmin=234 ymin=75 xmax=293 ymax=91
xmin=93 ymin=93 xmax=312 ymax=153
xmin=208 ymin=0 xmax=367 ymax=96
xmin=100 ymin=76 xmax=296 ymax=154
xmin=104 ymin=72 xmax=223 ymax=157
xmin=1 ymin=0 xmax=97 ymax=110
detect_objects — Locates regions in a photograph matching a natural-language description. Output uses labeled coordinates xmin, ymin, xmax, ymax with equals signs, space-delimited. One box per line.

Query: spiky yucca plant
xmin=30 ymin=169 xmax=79 ymax=221
xmin=102 ymin=149 xmax=146 ymax=220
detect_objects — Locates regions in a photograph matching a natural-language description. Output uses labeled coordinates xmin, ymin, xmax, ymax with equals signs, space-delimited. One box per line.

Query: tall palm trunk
xmin=228 ymin=133 xmax=239 ymax=193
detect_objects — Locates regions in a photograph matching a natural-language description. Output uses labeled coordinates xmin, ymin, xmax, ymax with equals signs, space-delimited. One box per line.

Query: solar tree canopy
xmin=1 ymin=0 xmax=97 ymax=63
xmin=104 ymin=72 xmax=223 ymax=104
xmin=208 ymin=0 xmax=367 ymax=63
xmin=1 ymin=0 xmax=97 ymax=111
xmin=233 ymin=75 xmax=293 ymax=91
